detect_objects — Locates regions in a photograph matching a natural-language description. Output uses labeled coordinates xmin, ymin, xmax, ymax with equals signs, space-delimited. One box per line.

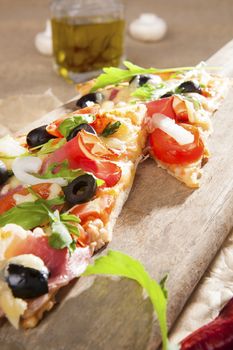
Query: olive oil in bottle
xmin=51 ymin=0 xmax=125 ymax=82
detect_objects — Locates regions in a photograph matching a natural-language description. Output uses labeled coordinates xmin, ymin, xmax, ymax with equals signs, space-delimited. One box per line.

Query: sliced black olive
xmin=76 ymin=92 xmax=104 ymax=108
xmin=160 ymin=91 xmax=174 ymax=98
xmin=177 ymin=80 xmax=202 ymax=94
xmin=129 ymin=75 xmax=151 ymax=87
xmin=67 ymin=123 xmax=96 ymax=141
xmin=64 ymin=174 xmax=97 ymax=205
xmin=6 ymin=263 xmax=49 ymax=299
xmin=0 ymin=160 xmax=9 ymax=186
xmin=26 ymin=125 xmax=56 ymax=148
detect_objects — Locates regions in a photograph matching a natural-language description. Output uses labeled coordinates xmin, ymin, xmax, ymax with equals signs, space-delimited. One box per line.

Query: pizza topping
xmin=0 ymin=160 xmax=10 ymax=186
xmin=5 ymin=255 xmax=49 ymax=299
xmin=149 ymin=123 xmax=204 ymax=165
xmin=0 ymin=195 xmax=65 ymax=231
xmin=76 ymin=92 xmax=104 ymax=109
xmin=101 ymin=121 xmax=121 ymax=137
xmin=0 ymin=135 xmax=26 ymax=159
xmin=176 ymin=80 xmax=202 ymax=94
xmin=36 ymin=138 xmax=66 ymax=156
xmin=64 ymin=174 xmax=97 ymax=205
xmin=146 ymin=97 xmax=176 ymax=120
xmin=27 ymin=125 xmax=56 ymax=148
xmin=67 ymin=123 xmax=96 ymax=141
xmin=43 ymin=131 xmax=122 ymax=187
xmin=0 ymin=279 xmax=27 ymax=329
xmin=12 ymin=156 xmax=68 ymax=186
xmin=58 ymin=113 xmax=95 ymax=138
xmin=149 ymin=114 xmax=194 ymax=145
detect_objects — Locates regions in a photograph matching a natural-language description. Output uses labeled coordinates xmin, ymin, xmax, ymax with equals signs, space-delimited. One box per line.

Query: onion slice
xmin=12 ymin=156 xmax=67 ymax=186
xmin=151 ymin=113 xmax=195 ymax=145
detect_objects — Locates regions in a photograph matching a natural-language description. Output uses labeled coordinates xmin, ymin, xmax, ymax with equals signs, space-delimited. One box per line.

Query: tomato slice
xmin=0 ymin=183 xmax=59 ymax=215
xmin=146 ymin=97 xmax=176 ymax=120
xmin=149 ymin=124 xmax=204 ymax=165
xmin=43 ymin=131 xmax=122 ymax=187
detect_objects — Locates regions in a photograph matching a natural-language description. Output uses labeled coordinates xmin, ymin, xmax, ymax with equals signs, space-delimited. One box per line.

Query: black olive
xmin=6 ymin=264 xmax=49 ymax=299
xmin=76 ymin=92 xmax=104 ymax=108
xmin=129 ymin=75 xmax=151 ymax=87
xmin=67 ymin=123 xmax=96 ymax=141
xmin=64 ymin=174 xmax=97 ymax=205
xmin=160 ymin=91 xmax=174 ymax=98
xmin=177 ymin=80 xmax=202 ymax=94
xmin=0 ymin=160 xmax=9 ymax=186
xmin=26 ymin=125 xmax=56 ymax=148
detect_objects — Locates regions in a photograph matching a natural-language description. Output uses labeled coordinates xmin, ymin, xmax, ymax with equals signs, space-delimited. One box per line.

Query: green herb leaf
xmin=48 ymin=210 xmax=80 ymax=251
xmin=37 ymin=160 xmax=84 ymax=182
xmin=83 ymin=250 xmax=168 ymax=350
xmin=91 ymin=61 xmax=156 ymax=91
xmin=91 ymin=61 xmax=196 ymax=91
xmin=58 ymin=114 xmax=95 ymax=138
xmin=0 ymin=196 xmax=65 ymax=230
xmin=131 ymin=83 xmax=157 ymax=100
xmin=60 ymin=213 xmax=80 ymax=223
xmin=36 ymin=138 xmax=66 ymax=155
xmin=101 ymin=121 xmax=121 ymax=137
xmin=48 ymin=210 xmax=73 ymax=250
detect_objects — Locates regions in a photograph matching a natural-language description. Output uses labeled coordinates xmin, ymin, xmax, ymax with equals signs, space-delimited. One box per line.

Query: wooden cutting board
xmin=1 ymin=41 xmax=233 ymax=350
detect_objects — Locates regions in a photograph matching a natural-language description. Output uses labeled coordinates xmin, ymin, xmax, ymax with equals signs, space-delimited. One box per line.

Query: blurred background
xmin=0 ymin=0 xmax=233 ymax=102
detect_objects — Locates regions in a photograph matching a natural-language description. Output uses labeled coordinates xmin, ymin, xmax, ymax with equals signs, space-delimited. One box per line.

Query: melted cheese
xmin=0 ymin=280 xmax=27 ymax=329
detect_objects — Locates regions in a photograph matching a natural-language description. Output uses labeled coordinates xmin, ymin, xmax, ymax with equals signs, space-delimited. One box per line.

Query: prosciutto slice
xmin=5 ymin=234 xmax=91 ymax=289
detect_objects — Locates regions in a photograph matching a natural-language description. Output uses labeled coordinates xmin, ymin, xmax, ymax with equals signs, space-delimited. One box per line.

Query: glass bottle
xmin=51 ymin=0 xmax=125 ymax=83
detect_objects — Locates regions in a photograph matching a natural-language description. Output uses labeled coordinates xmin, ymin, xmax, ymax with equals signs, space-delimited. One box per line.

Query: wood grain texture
xmin=1 ymin=40 xmax=233 ymax=350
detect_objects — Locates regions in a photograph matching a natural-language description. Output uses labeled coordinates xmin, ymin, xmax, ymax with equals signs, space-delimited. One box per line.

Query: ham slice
xmin=1 ymin=231 xmax=91 ymax=327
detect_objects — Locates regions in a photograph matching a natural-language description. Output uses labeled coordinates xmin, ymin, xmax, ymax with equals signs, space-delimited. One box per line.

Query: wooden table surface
xmin=0 ymin=0 xmax=233 ymax=102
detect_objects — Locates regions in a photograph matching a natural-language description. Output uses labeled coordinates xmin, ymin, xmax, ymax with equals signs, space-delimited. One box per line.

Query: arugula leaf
xmin=83 ymin=250 xmax=168 ymax=350
xmin=37 ymin=160 xmax=84 ymax=182
xmin=91 ymin=61 xmax=156 ymax=91
xmin=48 ymin=210 xmax=80 ymax=251
xmin=0 ymin=196 xmax=65 ymax=230
xmin=36 ymin=138 xmax=66 ymax=155
xmin=91 ymin=61 xmax=196 ymax=91
xmin=58 ymin=114 xmax=95 ymax=138
xmin=101 ymin=121 xmax=121 ymax=137
xmin=131 ymin=83 xmax=156 ymax=100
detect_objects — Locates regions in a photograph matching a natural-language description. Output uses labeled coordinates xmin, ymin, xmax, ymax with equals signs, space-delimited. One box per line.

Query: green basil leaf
xmin=83 ymin=250 xmax=168 ymax=350
xmin=58 ymin=114 xmax=95 ymax=138
xmin=37 ymin=138 xmax=66 ymax=155
xmin=101 ymin=121 xmax=121 ymax=137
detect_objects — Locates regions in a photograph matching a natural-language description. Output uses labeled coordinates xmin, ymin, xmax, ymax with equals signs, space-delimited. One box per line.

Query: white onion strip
xmin=151 ymin=113 xmax=194 ymax=145
xmin=12 ymin=156 xmax=67 ymax=186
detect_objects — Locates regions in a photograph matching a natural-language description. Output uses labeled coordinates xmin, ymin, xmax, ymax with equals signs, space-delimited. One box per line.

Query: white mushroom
xmin=129 ymin=13 xmax=167 ymax=42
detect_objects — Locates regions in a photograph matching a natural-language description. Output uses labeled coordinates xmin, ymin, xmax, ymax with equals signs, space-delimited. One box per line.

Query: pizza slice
xmin=0 ymin=101 xmax=147 ymax=328
xmin=75 ymin=61 xmax=228 ymax=187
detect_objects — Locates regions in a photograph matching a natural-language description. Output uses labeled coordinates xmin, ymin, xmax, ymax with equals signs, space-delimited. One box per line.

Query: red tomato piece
xmin=146 ymin=97 xmax=176 ymax=120
xmin=43 ymin=131 xmax=122 ymax=187
xmin=149 ymin=124 xmax=204 ymax=165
